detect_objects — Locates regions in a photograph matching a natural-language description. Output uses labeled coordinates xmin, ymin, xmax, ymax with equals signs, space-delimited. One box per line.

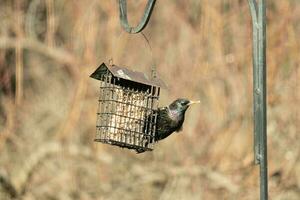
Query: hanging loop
xmin=110 ymin=31 xmax=157 ymax=79
xmin=119 ymin=0 xmax=156 ymax=34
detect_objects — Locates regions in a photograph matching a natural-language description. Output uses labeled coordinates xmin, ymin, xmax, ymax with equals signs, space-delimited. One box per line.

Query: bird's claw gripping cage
xmin=90 ymin=63 xmax=166 ymax=152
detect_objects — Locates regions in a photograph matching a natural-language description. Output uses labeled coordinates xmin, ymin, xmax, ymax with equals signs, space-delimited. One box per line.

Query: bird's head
xmin=169 ymin=98 xmax=200 ymax=113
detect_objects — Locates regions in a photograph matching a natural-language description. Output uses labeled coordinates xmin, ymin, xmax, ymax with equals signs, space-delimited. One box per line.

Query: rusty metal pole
xmin=248 ymin=0 xmax=268 ymax=199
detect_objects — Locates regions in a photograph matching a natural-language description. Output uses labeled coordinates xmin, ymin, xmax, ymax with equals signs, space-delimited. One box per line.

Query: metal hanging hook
xmin=119 ymin=0 xmax=156 ymax=34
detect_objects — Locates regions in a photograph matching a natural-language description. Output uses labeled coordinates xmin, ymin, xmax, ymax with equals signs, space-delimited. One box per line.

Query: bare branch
xmin=0 ymin=37 xmax=77 ymax=67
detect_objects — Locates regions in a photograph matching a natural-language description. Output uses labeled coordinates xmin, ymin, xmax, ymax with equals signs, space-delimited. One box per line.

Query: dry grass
xmin=0 ymin=0 xmax=299 ymax=199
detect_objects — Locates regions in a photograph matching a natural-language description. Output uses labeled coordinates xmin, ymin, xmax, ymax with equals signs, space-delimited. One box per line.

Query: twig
xmin=0 ymin=37 xmax=78 ymax=69
xmin=55 ymin=72 xmax=87 ymax=140
xmin=25 ymin=0 xmax=41 ymax=39
xmin=46 ymin=0 xmax=55 ymax=47
xmin=15 ymin=0 xmax=24 ymax=106
xmin=0 ymin=98 xmax=15 ymax=152
xmin=0 ymin=172 xmax=17 ymax=198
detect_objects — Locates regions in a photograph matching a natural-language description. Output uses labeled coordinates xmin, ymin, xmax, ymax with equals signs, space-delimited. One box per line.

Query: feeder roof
xmin=90 ymin=63 xmax=167 ymax=89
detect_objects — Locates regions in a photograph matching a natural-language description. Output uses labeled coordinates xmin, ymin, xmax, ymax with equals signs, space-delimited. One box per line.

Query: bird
xmin=136 ymin=98 xmax=200 ymax=153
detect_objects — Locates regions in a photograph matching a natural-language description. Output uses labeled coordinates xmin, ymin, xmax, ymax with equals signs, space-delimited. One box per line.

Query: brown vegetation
xmin=0 ymin=0 xmax=299 ymax=199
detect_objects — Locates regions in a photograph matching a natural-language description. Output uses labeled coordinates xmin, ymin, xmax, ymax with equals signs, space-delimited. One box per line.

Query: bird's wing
xmin=157 ymin=106 xmax=168 ymax=113
xmin=155 ymin=107 xmax=177 ymax=140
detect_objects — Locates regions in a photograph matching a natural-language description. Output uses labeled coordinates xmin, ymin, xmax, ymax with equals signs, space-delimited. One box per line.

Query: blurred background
xmin=0 ymin=0 xmax=299 ymax=199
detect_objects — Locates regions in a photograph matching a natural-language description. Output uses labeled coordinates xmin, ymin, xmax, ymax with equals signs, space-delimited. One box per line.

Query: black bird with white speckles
xmin=137 ymin=98 xmax=200 ymax=153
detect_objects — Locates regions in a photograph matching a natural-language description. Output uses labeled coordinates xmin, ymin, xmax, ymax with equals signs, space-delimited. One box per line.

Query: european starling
xmin=136 ymin=98 xmax=200 ymax=153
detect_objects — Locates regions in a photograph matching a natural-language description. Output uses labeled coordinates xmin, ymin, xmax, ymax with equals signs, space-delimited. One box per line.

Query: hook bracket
xmin=119 ymin=0 xmax=156 ymax=34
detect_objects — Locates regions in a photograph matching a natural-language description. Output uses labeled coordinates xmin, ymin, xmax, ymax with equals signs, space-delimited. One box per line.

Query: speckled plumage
xmin=155 ymin=99 xmax=188 ymax=140
xmin=136 ymin=98 xmax=200 ymax=153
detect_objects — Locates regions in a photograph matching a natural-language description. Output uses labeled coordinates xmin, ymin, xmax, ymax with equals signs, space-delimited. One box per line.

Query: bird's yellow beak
xmin=188 ymin=100 xmax=201 ymax=106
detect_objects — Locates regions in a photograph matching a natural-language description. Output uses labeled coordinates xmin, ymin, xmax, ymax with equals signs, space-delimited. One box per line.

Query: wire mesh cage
xmin=90 ymin=63 xmax=166 ymax=152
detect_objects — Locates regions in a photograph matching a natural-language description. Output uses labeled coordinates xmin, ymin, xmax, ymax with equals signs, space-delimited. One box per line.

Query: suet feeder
xmin=90 ymin=62 xmax=166 ymax=152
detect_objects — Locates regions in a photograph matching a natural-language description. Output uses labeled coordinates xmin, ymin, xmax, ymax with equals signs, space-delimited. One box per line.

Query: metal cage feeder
xmin=90 ymin=62 xmax=166 ymax=152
